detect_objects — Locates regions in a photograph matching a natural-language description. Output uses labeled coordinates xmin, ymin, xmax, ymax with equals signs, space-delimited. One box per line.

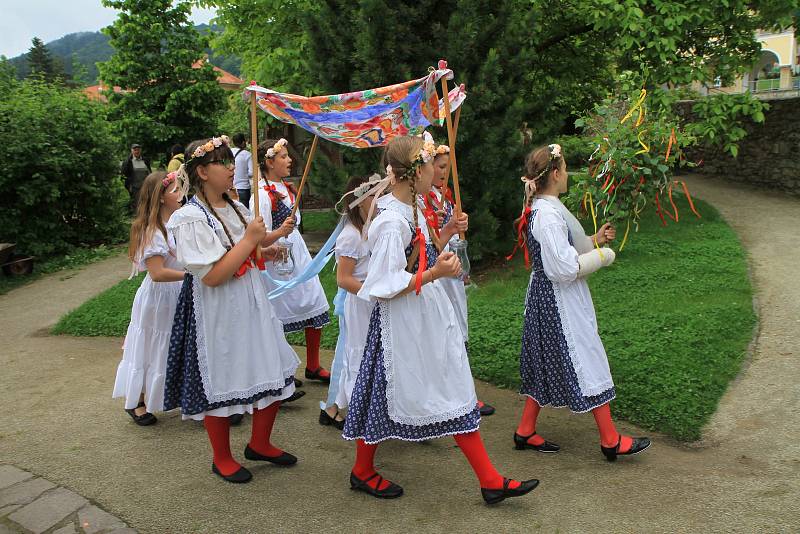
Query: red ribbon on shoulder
xmin=422 ymin=193 xmax=441 ymax=237
xmin=412 ymin=227 xmax=427 ymax=295
xmin=506 ymin=206 xmax=532 ymax=268
xmin=235 ymin=248 xmax=266 ymax=278
xmin=263 ymin=181 xmax=296 ymax=211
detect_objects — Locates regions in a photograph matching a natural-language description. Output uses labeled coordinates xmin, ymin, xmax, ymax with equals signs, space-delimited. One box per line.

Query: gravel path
xmin=0 ymin=174 xmax=797 ymax=533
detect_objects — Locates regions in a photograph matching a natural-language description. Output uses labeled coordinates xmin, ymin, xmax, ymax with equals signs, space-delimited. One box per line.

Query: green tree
xmin=208 ymin=0 xmax=799 ymax=259
xmin=26 ymin=37 xmax=68 ymax=84
xmin=0 ymin=75 xmax=128 ymax=256
xmin=99 ymin=0 xmax=227 ymax=160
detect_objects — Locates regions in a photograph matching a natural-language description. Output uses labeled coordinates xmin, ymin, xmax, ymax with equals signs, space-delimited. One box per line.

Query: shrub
xmin=0 ymin=73 xmax=128 ymax=256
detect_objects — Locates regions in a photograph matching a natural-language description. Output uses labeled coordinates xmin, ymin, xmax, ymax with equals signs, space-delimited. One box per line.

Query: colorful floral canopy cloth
xmin=243 ymin=61 xmax=465 ymax=149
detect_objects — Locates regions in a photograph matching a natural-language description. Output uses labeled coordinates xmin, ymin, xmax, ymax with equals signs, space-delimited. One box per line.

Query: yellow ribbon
xmin=621 ymin=89 xmax=647 ymax=125
xmin=583 ymin=191 xmax=604 ymax=259
xmin=635 ymin=129 xmax=650 ymax=155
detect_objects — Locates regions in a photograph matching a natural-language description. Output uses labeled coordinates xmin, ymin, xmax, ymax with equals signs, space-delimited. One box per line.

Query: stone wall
xmin=678 ymin=97 xmax=800 ymax=195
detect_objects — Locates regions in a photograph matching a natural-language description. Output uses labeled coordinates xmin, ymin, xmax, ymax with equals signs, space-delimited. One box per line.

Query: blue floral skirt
xmin=342 ymin=304 xmax=480 ymax=444
xmin=283 ymin=311 xmax=330 ymax=333
xmin=164 ymin=274 xmax=294 ymax=416
xmin=519 ymin=276 xmax=615 ymax=413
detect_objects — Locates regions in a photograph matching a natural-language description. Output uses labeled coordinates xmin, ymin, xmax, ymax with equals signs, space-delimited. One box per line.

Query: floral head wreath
xmin=162 ymin=172 xmax=177 ymax=187
xmin=265 ymin=138 xmax=288 ymax=159
xmin=190 ymin=135 xmax=231 ymax=162
xmin=435 ymin=144 xmax=450 ymax=156
xmin=520 ymin=143 xmax=563 ymax=201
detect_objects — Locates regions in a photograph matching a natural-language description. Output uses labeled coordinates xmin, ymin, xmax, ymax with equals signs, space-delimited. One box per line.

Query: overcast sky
xmin=0 ymin=0 xmax=216 ymax=58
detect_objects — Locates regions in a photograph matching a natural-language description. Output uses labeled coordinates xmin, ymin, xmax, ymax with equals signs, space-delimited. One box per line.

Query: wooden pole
xmin=290 ymin=135 xmax=319 ymax=218
xmin=440 ymin=104 xmax=461 ymax=208
xmin=440 ymin=78 xmax=464 ymax=239
xmin=249 ymin=90 xmax=261 ymax=260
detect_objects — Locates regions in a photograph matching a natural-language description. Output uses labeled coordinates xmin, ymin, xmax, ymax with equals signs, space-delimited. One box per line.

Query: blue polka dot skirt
xmin=342 ymin=303 xmax=481 ymax=444
xmin=519 ymin=212 xmax=615 ymax=413
xmin=164 ymin=274 xmax=294 ymax=416
xmin=282 ymin=311 xmax=330 ymax=333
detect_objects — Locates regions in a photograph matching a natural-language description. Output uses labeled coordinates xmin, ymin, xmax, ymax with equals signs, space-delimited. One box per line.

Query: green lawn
xmin=52 ymin=197 xmax=755 ymax=441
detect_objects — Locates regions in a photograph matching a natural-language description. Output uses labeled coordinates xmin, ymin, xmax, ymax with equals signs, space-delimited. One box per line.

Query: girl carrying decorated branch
xmin=424 ymin=143 xmax=495 ymax=417
xmin=342 ymin=133 xmax=538 ymax=504
xmin=113 ymin=171 xmax=185 ymax=426
xmin=253 ymin=138 xmax=332 ymax=388
xmin=319 ymin=175 xmax=381 ymax=430
xmin=164 ymin=136 xmax=301 ymax=483
xmin=512 ymin=143 xmax=651 ymax=461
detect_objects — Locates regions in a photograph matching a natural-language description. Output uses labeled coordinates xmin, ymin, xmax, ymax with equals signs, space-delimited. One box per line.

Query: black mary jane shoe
xmin=244 ymin=445 xmax=297 ymax=466
xmin=481 ymin=478 xmax=540 ymax=505
xmin=125 ymin=402 xmax=157 ymax=426
xmin=294 ymin=377 xmax=303 ymax=388
xmin=211 ymin=463 xmax=252 ymax=483
xmin=228 ymin=413 xmax=244 ymax=426
xmin=282 ymin=390 xmax=306 ymax=404
xmin=513 ymin=432 xmax=560 ymax=453
xmin=478 ymin=402 xmax=496 ymax=416
xmin=319 ymin=409 xmax=345 ymax=430
xmin=304 ymin=367 xmax=331 ymax=384
xmin=601 ymin=435 xmax=651 ymax=462
xmin=349 ymin=472 xmax=403 ymax=499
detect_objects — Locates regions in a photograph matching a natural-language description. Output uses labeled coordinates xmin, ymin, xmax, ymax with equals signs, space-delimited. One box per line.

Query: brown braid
xmin=409 ymin=173 xmax=419 ymax=232
xmin=197 ymin=188 xmax=235 ymax=249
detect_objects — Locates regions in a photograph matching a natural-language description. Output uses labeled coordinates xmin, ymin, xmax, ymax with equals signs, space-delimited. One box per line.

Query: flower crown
xmin=435 ymin=144 xmax=450 ymax=155
xmin=191 ymin=135 xmax=231 ymax=160
xmin=162 ymin=172 xmax=177 ymax=187
xmin=391 ymin=131 xmax=437 ymax=182
xmin=266 ymin=138 xmax=288 ymax=159
xmin=548 ymin=143 xmax=562 ymax=160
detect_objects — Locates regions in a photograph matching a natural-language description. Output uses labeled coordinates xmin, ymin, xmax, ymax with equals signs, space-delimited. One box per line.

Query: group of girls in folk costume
xmin=113 ymin=171 xmax=186 ymax=425
xmin=252 ymin=138 xmax=332 ymax=397
xmin=512 ymin=143 xmax=651 ymax=461
xmin=111 ymin=130 xmax=648 ymax=498
xmin=341 ymin=134 xmax=538 ymax=504
xmin=164 ymin=136 xmax=302 ymax=483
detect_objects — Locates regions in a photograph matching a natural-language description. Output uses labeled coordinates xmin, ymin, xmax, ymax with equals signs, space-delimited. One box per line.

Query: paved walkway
xmin=0 ymin=175 xmax=797 ymax=533
xmin=0 ymin=465 xmax=134 ymax=534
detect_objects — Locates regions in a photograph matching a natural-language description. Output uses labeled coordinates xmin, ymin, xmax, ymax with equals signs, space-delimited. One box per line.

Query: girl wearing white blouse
xmin=164 ymin=136 xmax=300 ymax=484
xmin=513 ymin=143 xmax=651 ymax=461
xmin=252 ymin=138 xmax=332 ymax=387
xmin=113 ymin=171 xmax=185 ymax=426
xmin=342 ymin=134 xmax=538 ymax=505
xmin=319 ymin=175 xmax=379 ymax=429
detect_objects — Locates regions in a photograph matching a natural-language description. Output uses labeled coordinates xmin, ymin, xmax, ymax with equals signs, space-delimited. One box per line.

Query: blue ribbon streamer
xmin=320 ymin=288 xmax=348 ymax=410
xmin=263 ymin=218 xmax=346 ymax=300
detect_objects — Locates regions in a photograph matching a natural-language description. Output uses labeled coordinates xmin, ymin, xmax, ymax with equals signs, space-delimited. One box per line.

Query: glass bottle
xmin=274 ymin=240 xmax=295 ymax=276
xmin=449 ymin=238 xmax=470 ymax=280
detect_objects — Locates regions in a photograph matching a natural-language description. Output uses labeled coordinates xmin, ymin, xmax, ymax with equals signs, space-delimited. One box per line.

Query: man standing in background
xmin=231 ymin=133 xmax=253 ymax=208
xmin=120 ymin=143 xmax=151 ymax=212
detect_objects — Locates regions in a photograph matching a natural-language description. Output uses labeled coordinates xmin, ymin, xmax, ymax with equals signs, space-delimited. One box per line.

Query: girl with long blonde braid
xmin=342 ymin=133 xmax=539 ymax=504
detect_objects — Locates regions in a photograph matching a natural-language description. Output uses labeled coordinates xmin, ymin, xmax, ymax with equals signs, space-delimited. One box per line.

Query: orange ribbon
xmin=506 ymin=206 xmax=532 ymax=269
xmin=671 ymin=180 xmax=701 ymax=219
xmin=412 ymin=227 xmax=427 ymax=295
xmin=235 ymin=249 xmax=266 ymax=278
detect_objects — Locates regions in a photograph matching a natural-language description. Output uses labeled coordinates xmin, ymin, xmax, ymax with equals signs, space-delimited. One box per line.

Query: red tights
xmin=304 ymin=327 xmax=329 ymax=378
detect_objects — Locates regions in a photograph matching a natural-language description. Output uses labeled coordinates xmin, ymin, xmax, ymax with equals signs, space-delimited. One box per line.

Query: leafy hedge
xmin=0 ymin=67 xmax=128 ymax=257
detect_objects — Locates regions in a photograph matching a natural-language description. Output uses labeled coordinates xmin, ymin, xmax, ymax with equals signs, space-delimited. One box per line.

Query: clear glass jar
xmin=449 ymin=238 xmax=470 ymax=280
xmin=274 ymin=240 xmax=295 ymax=276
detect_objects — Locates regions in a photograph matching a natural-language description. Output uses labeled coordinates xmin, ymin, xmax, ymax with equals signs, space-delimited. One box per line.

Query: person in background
xmin=167 ymin=144 xmax=185 ymax=173
xmin=232 ymin=133 xmax=253 ymax=208
xmin=121 ymin=143 xmax=151 ymax=213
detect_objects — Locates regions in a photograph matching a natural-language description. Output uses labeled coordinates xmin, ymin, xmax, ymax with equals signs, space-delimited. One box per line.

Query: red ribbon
xmin=235 ymin=249 xmax=266 ymax=278
xmin=654 ymin=192 xmax=667 ymax=227
xmin=422 ymin=193 xmax=441 ymax=237
xmin=412 ymin=227 xmax=426 ymax=295
xmin=506 ymin=206 xmax=532 ymax=268
xmin=263 ymin=181 xmax=296 ymax=211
